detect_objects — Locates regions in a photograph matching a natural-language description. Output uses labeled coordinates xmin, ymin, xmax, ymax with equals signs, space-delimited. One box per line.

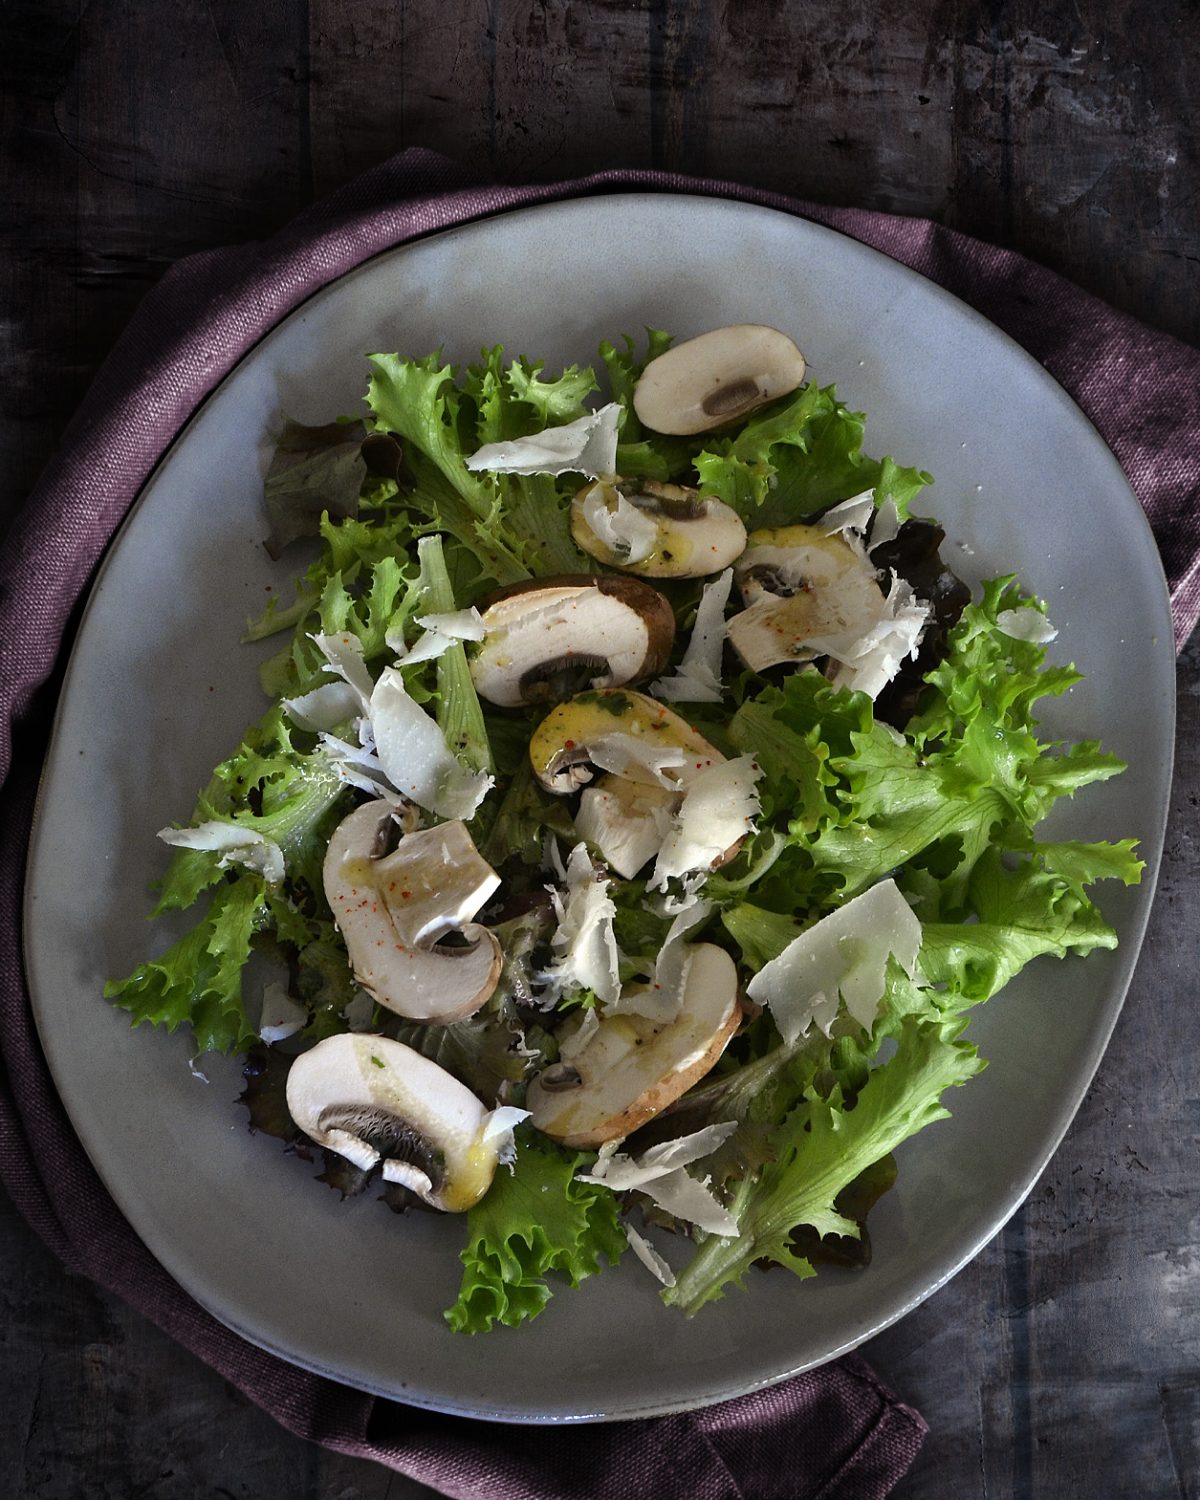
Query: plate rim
xmin=22 ymin=190 xmax=1177 ymax=1423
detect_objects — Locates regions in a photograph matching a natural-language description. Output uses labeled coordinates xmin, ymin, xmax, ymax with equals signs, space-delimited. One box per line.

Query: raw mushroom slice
xmin=571 ymin=479 xmax=746 ymax=579
xmin=324 ymin=800 xmax=502 ymax=1024
xmin=528 ymin=689 xmax=722 ymax=796
xmin=632 ymin=324 xmax=807 ymax=436
xmin=527 ymin=944 xmax=742 ymax=1148
xmin=469 ymin=575 xmax=676 ymax=708
xmin=286 ymin=1034 xmax=512 ymax=1212
xmin=727 ymin=526 xmax=886 ymax=672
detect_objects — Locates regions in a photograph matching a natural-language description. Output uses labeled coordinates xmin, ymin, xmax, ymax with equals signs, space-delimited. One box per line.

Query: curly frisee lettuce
xmin=107 ymin=326 xmax=1140 ymax=1332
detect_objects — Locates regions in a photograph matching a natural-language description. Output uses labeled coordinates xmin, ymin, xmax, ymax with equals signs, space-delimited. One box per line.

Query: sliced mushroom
xmin=324 ymin=801 xmax=502 ymax=1024
xmin=286 ymin=1033 xmax=505 ymax=1211
xmin=571 ymin=479 xmax=746 ymax=579
xmin=468 ymin=575 xmax=675 ymax=708
xmin=527 ymin=944 xmax=742 ymax=1147
xmin=632 ymin=325 xmax=807 ymax=435
xmin=527 ymin=689 xmax=722 ymax=796
xmin=727 ymin=526 xmax=886 ymax=672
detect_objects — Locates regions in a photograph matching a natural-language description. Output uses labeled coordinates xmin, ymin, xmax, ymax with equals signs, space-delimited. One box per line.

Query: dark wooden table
xmin=3 ymin=5 xmax=1198 ymax=1496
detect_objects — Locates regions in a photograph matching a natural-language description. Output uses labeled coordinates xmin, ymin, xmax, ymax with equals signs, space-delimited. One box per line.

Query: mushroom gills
xmin=632 ymin=325 xmax=807 ymax=436
xmin=571 ymin=480 xmax=746 ymax=580
xmin=520 ymin=652 xmax=614 ymax=702
xmin=469 ymin=575 xmax=675 ymax=708
xmin=316 ymin=1103 xmax=441 ymax=1196
xmin=287 ymin=1034 xmax=507 ymax=1212
xmin=527 ymin=944 xmax=742 ymax=1148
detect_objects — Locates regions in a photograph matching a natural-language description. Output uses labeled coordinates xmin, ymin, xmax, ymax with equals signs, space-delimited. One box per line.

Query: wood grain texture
xmin=2 ymin=2 xmax=1197 ymax=1495
xmin=872 ymin=641 xmax=1200 ymax=1496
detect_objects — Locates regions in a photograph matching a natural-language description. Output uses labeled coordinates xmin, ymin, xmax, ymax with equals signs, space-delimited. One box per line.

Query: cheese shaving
xmin=576 ymin=1121 xmax=737 ymax=1190
xmin=369 ymin=667 xmax=493 ymax=819
xmin=481 ymin=1106 xmax=532 ymax=1166
xmin=258 ymin=981 xmax=306 ymax=1044
xmin=814 ymin=489 xmax=875 ymax=536
xmin=539 ymin=843 xmax=621 ymax=1006
xmin=586 ymin=733 xmax=688 ymax=788
xmin=649 ymin=755 xmax=762 ymax=890
xmin=464 ymin=402 xmax=621 ymax=479
xmin=579 ymin=484 xmax=658 ymax=564
xmin=311 ymin=631 xmax=374 ymax=713
xmin=282 ymin=680 xmax=362 ymax=732
xmin=996 ymin=606 xmax=1058 ymax=644
xmin=624 ymin=1224 xmax=676 ymax=1287
xmin=746 ymin=878 xmax=921 ymax=1044
xmin=157 ymin=820 xmax=286 ymax=885
xmin=811 ymin=574 xmax=930 ymax=699
xmin=650 ymin=567 xmax=733 ymax=704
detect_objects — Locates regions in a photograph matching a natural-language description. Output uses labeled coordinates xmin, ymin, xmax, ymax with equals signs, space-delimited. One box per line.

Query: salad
xmin=106 ymin=323 xmax=1142 ymax=1332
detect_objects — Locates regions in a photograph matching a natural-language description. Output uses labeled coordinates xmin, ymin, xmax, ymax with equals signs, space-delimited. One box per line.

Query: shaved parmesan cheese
xmin=318 ymin=733 xmax=408 ymax=806
xmin=638 ymin=1168 xmax=739 ymax=1236
xmin=259 ymin=982 xmax=306 ymax=1044
xmin=577 ymin=1121 xmax=737 ymax=1190
xmin=415 ymin=607 xmax=486 ymax=641
xmin=158 ymin=820 xmax=286 ymax=885
xmin=369 ymin=667 xmax=493 ymax=820
xmin=746 ymin=878 xmax=922 ymax=1044
xmin=481 ymin=1106 xmax=532 ymax=1166
xmin=651 ymin=567 xmax=733 ymax=704
xmin=540 ymin=843 xmax=621 ymax=1006
xmin=810 ymin=575 xmax=930 ymax=700
xmin=393 ymin=606 xmax=488 ymax=666
xmin=579 ymin=483 xmax=658 ymax=564
xmin=649 ymin=755 xmax=762 ymax=890
xmin=311 ymin=631 xmax=374 ymax=712
xmin=997 ymin=606 xmax=1058 ymax=644
xmin=396 ymin=630 xmax=454 ymax=666
xmin=869 ymin=496 xmax=902 ymax=551
xmin=575 ymin=779 xmax=677 ymax=880
xmin=282 ymin=680 xmax=362 ymax=732
xmin=625 ymin=1223 xmax=676 ymax=1287
xmin=465 ymin=402 xmax=621 ymax=480
xmin=815 ymin=490 xmax=875 ymax=536
xmin=586 ymin=733 xmax=687 ymax=788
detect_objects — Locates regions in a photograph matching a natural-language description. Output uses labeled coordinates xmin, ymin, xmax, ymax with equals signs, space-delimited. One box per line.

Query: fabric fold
xmin=2 ymin=146 xmax=1196 ymax=1499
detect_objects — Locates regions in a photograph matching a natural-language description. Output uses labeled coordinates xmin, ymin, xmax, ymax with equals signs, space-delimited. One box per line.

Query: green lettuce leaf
xmin=693 ymin=382 xmax=932 ymax=527
xmin=105 ymin=874 xmax=267 ymax=1054
xmin=446 ymin=1133 xmax=626 ymax=1332
xmin=663 ymin=1018 xmax=982 ymax=1316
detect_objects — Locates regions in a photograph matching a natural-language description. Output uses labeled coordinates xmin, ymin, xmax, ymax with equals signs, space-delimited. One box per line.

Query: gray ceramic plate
xmin=25 ymin=195 xmax=1174 ymax=1422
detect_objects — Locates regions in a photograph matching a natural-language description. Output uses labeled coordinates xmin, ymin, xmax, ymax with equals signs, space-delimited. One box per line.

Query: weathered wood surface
xmin=2 ymin=3 xmax=1197 ymax=1496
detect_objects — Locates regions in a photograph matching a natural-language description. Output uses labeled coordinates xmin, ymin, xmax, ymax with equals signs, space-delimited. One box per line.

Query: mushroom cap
xmin=527 ymin=688 xmax=723 ymax=796
xmin=324 ymin=802 xmax=502 ymax=1024
xmin=728 ymin=528 xmax=885 ymax=672
xmin=469 ymin=574 xmax=676 ymax=708
xmin=571 ymin=480 xmax=747 ymax=580
xmin=527 ymin=944 xmax=742 ymax=1147
xmin=632 ymin=324 xmax=807 ymax=436
xmin=286 ymin=1033 xmax=501 ymax=1212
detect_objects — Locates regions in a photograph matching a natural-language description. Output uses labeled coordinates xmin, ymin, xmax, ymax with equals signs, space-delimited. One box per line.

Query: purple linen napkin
xmin=1 ymin=148 xmax=1196 ymax=1499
